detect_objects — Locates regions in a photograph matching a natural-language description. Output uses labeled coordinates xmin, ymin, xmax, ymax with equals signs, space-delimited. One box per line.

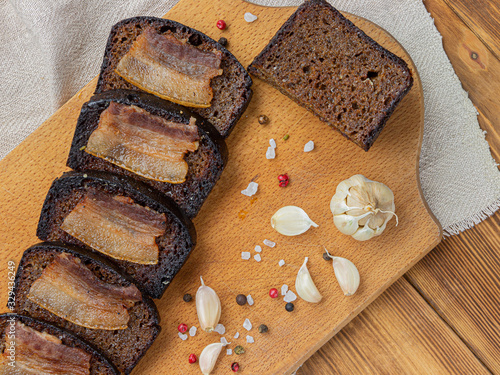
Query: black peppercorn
xmin=236 ymin=294 xmax=247 ymax=305
xmin=285 ymin=302 xmax=294 ymax=312
xmin=183 ymin=293 xmax=192 ymax=302
xmin=323 ymin=252 xmax=331 ymax=261
xmin=258 ymin=115 xmax=269 ymax=125
xmin=218 ymin=37 xmax=228 ymax=47
xmin=258 ymin=324 xmax=268 ymax=333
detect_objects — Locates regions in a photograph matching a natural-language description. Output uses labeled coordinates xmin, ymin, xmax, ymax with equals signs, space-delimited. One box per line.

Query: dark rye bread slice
xmin=248 ymin=0 xmax=413 ymax=151
xmin=95 ymin=16 xmax=253 ymax=138
xmin=67 ymin=89 xmax=228 ymax=218
xmin=0 ymin=313 xmax=119 ymax=375
xmin=37 ymin=170 xmax=197 ymax=299
xmin=13 ymin=242 xmax=161 ymax=375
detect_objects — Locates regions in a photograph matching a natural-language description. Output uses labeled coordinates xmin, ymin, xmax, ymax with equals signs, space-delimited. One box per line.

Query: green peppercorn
xmin=285 ymin=302 xmax=294 ymax=312
xmin=183 ymin=293 xmax=192 ymax=302
xmin=236 ymin=294 xmax=247 ymax=305
xmin=283 ymin=134 xmax=290 ymax=141
xmin=234 ymin=345 xmax=245 ymax=355
xmin=258 ymin=324 xmax=268 ymax=333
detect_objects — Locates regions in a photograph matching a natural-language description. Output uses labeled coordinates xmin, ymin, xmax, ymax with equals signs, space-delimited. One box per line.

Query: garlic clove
xmin=271 ymin=206 xmax=318 ymax=236
xmin=199 ymin=342 xmax=224 ymax=374
xmin=295 ymin=257 xmax=322 ymax=303
xmin=351 ymin=224 xmax=375 ymax=241
xmin=196 ymin=277 xmax=221 ymax=333
xmin=333 ymin=214 xmax=360 ymax=235
xmin=330 ymin=256 xmax=360 ymax=296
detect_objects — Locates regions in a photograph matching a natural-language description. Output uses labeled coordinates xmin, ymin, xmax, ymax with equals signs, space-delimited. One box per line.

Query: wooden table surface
xmin=298 ymin=0 xmax=500 ymax=373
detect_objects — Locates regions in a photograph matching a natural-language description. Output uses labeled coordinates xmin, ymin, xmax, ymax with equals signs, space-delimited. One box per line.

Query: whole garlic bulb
xmin=330 ymin=175 xmax=397 ymax=241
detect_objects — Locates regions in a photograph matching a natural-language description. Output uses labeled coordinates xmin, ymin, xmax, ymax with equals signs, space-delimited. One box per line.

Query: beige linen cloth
xmin=1 ymin=0 xmax=499 ymax=236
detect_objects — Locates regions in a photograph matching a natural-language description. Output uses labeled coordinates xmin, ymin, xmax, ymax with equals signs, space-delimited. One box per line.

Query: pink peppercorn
xmin=189 ymin=353 xmax=197 ymax=364
xmin=269 ymin=288 xmax=279 ymax=298
xmin=178 ymin=323 xmax=188 ymax=333
xmin=278 ymin=174 xmax=289 ymax=187
xmin=216 ymin=20 xmax=227 ymax=30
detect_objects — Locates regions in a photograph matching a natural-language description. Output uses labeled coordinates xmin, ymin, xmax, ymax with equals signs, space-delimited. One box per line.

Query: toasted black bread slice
xmin=95 ymin=16 xmax=253 ymax=138
xmin=37 ymin=170 xmax=196 ymax=299
xmin=67 ymin=89 xmax=228 ymax=218
xmin=0 ymin=313 xmax=119 ymax=375
xmin=12 ymin=242 xmax=161 ymax=375
xmin=248 ymin=0 xmax=413 ymax=151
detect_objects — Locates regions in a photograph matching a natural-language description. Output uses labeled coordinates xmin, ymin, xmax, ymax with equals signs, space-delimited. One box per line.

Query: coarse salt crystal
xmin=241 ymin=181 xmax=258 ymax=196
xmin=284 ymin=290 xmax=297 ymax=302
xmin=254 ymin=254 xmax=262 ymax=262
xmin=227 ymin=349 xmax=232 ymax=355
xmin=247 ymin=295 xmax=254 ymax=306
xmin=214 ymin=324 xmax=226 ymax=335
xmin=234 ymin=332 xmax=240 ymax=339
xmin=255 ymin=245 xmax=262 ymax=253
xmin=178 ymin=332 xmax=188 ymax=341
xmin=243 ymin=318 xmax=252 ymax=331
xmin=279 ymin=259 xmax=285 ymax=267
xmin=266 ymin=146 xmax=276 ymax=159
xmin=304 ymin=140 xmax=315 ymax=152
xmin=241 ymin=252 xmax=251 ymax=260
xmin=263 ymin=239 xmax=276 ymax=248
xmin=246 ymin=335 xmax=255 ymax=343
xmin=281 ymin=284 xmax=289 ymax=296
xmin=244 ymin=12 xmax=258 ymax=22
xmin=269 ymin=138 xmax=276 ymax=149
xmin=189 ymin=326 xmax=197 ymax=337
xmin=221 ymin=337 xmax=230 ymax=346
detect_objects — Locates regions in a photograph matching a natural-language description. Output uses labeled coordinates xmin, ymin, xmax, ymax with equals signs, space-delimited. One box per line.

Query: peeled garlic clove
xmin=295 ymin=257 xmax=322 ymax=303
xmin=199 ymin=342 xmax=224 ymax=374
xmin=271 ymin=206 xmax=318 ymax=236
xmin=196 ymin=277 xmax=221 ymax=333
xmin=331 ymin=256 xmax=360 ymax=296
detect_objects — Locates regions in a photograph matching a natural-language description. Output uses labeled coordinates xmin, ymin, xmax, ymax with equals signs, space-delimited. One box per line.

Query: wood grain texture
xmin=297 ymin=278 xmax=491 ymax=375
xmin=0 ymin=1 xmax=441 ymax=374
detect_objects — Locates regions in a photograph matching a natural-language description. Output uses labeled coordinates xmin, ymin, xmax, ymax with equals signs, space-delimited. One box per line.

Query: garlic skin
xmin=295 ymin=257 xmax=322 ymax=303
xmin=199 ymin=343 xmax=224 ymax=375
xmin=324 ymin=251 xmax=360 ymax=296
xmin=196 ymin=277 xmax=221 ymax=333
xmin=271 ymin=206 xmax=318 ymax=236
xmin=330 ymin=175 xmax=397 ymax=241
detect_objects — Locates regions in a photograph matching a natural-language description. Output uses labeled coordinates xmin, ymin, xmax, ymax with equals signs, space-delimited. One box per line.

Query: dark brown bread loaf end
xmin=13 ymin=242 xmax=161 ymax=375
xmin=96 ymin=16 xmax=253 ymax=138
xmin=0 ymin=313 xmax=119 ymax=375
xmin=37 ymin=171 xmax=197 ymax=299
xmin=67 ymin=89 xmax=228 ymax=219
xmin=248 ymin=0 xmax=413 ymax=151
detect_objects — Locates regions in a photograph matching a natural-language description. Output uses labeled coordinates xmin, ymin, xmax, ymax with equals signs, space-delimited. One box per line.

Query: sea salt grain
xmin=241 ymin=252 xmax=251 ymax=260
xmin=178 ymin=332 xmax=188 ymax=341
xmin=244 ymin=12 xmax=258 ymax=23
xmin=254 ymin=254 xmax=262 ymax=262
xmin=263 ymin=239 xmax=276 ymax=248
xmin=246 ymin=295 xmax=254 ymax=306
xmin=241 ymin=181 xmax=258 ymax=196
xmin=255 ymin=245 xmax=262 ymax=253
xmin=234 ymin=332 xmax=240 ymax=339
xmin=189 ymin=326 xmax=197 ymax=337
xmin=269 ymin=138 xmax=277 ymax=149
xmin=221 ymin=337 xmax=230 ymax=346
xmin=243 ymin=318 xmax=252 ymax=331
xmin=278 ymin=259 xmax=285 ymax=267
xmin=281 ymin=284 xmax=289 ymax=296
xmin=266 ymin=146 xmax=276 ymax=159
xmin=246 ymin=335 xmax=255 ymax=343
xmin=214 ymin=324 xmax=226 ymax=335
xmin=227 ymin=349 xmax=233 ymax=355
xmin=284 ymin=290 xmax=297 ymax=303
xmin=304 ymin=140 xmax=315 ymax=152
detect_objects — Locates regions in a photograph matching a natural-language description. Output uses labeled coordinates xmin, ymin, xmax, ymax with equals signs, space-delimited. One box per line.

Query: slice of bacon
xmin=61 ymin=190 xmax=166 ymax=265
xmin=27 ymin=253 xmax=142 ymax=330
xmin=115 ymin=27 xmax=223 ymax=108
xmin=0 ymin=321 xmax=91 ymax=375
xmin=86 ymin=101 xmax=199 ymax=184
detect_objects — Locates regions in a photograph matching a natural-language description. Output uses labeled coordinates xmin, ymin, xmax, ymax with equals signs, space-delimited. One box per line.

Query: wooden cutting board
xmin=0 ymin=0 xmax=441 ymax=373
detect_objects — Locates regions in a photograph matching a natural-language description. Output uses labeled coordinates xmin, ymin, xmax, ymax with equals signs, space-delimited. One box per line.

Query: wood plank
xmin=405 ymin=212 xmax=500 ymax=373
xmin=423 ymin=0 xmax=500 ymax=161
xmin=441 ymin=0 xmax=500 ymax=61
xmin=297 ymin=278 xmax=490 ymax=375
xmin=0 ymin=1 xmax=441 ymax=374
